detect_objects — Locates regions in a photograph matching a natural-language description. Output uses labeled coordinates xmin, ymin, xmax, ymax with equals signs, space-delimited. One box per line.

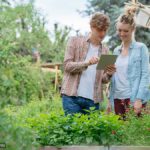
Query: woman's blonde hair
xmin=117 ymin=6 xmax=137 ymax=28
xmin=90 ymin=12 xmax=110 ymax=30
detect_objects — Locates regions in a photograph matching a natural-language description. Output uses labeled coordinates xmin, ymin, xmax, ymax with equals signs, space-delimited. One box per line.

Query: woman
xmin=107 ymin=7 xmax=150 ymax=118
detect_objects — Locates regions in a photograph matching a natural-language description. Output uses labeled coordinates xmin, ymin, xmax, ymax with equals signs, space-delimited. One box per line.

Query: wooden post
xmin=41 ymin=63 xmax=62 ymax=91
xmin=54 ymin=65 xmax=59 ymax=91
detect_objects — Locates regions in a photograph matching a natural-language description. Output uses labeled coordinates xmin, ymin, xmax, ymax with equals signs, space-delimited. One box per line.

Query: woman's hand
xmin=105 ymin=64 xmax=116 ymax=77
xmin=134 ymin=99 xmax=142 ymax=114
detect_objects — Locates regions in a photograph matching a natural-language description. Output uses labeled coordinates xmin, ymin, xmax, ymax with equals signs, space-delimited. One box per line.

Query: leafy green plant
xmin=0 ymin=87 xmax=61 ymax=150
xmin=4 ymin=94 xmax=62 ymax=124
xmin=119 ymin=112 xmax=150 ymax=145
xmin=26 ymin=111 xmax=122 ymax=146
xmin=3 ymin=97 xmax=150 ymax=147
xmin=0 ymin=54 xmax=55 ymax=107
xmin=0 ymin=112 xmax=38 ymax=150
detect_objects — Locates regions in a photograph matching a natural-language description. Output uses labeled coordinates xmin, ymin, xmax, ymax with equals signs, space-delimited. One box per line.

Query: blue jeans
xmin=62 ymin=95 xmax=99 ymax=115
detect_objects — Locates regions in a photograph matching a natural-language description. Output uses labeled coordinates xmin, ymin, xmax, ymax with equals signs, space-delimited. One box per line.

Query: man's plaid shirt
xmin=61 ymin=36 xmax=111 ymax=103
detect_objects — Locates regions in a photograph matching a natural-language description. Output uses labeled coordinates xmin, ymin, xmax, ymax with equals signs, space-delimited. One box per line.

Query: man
xmin=61 ymin=12 xmax=116 ymax=115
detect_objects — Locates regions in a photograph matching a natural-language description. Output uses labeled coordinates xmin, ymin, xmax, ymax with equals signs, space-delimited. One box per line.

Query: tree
xmin=0 ymin=0 xmax=58 ymax=106
xmin=50 ymin=23 xmax=71 ymax=62
xmin=0 ymin=0 xmax=52 ymax=57
xmin=0 ymin=0 xmax=72 ymax=63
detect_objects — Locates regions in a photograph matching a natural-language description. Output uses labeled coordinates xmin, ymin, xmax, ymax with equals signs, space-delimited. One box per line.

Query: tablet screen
xmin=96 ymin=54 xmax=117 ymax=70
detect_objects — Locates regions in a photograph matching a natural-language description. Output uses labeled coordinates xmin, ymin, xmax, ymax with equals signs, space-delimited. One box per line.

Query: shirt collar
xmin=119 ymin=40 xmax=136 ymax=52
xmin=129 ymin=40 xmax=136 ymax=49
xmin=86 ymin=34 xmax=102 ymax=46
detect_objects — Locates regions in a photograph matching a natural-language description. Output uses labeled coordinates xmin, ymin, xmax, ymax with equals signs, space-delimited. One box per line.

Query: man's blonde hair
xmin=90 ymin=12 xmax=110 ymax=30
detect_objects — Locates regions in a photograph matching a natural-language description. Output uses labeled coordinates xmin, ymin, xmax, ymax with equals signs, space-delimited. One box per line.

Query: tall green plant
xmin=42 ymin=23 xmax=71 ymax=63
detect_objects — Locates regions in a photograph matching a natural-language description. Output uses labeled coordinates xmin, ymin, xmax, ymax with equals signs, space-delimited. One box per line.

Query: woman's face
xmin=117 ymin=22 xmax=134 ymax=42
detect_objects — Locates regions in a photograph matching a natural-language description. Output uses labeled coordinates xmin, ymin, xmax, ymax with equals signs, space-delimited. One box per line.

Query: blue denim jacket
xmin=109 ymin=41 xmax=150 ymax=105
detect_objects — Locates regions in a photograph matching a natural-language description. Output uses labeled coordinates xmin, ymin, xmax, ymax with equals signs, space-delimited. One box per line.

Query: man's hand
xmin=134 ymin=99 xmax=142 ymax=114
xmin=88 ymin=56 xmax=99 ymax=65
xmin=104 ymin=64 xmax=116 ymax=77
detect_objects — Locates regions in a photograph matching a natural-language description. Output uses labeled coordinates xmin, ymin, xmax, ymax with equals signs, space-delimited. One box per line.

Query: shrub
xmin=0 ymin=112 xmax=38 ymax=150
xmin=119 ymin=112 xmax=150 ymax=145
xmin=26 ymin=110 xmax=122 ymax=146
xmin=0 ymin=53 xmax=54 ymax=107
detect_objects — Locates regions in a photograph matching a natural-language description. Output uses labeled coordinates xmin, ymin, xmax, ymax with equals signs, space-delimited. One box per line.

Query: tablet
xmin=96 ymin=54 xmax=118 ymax=70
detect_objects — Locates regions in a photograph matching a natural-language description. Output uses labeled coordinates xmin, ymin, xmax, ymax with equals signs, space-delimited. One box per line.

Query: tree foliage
xmin=0 ymin=0 xmax=71 ymax=108
xmin=0 ymin=0 xmax=71 ymax=62
xmin=0 ymin=1 xmax=71 ymax=149
xmin=47 ymin=23 xmax=71 ymax=62
xmin=0 ymin=1 xmax=51 ymax=56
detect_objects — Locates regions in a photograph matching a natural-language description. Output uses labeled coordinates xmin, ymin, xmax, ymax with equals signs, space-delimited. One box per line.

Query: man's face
xmin=91 ymin=26 xmax=108 ymax=41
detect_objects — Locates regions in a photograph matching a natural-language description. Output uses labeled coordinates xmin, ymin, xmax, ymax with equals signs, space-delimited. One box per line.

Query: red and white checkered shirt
xmin=61 ymin=36 xmax=110 ymax=103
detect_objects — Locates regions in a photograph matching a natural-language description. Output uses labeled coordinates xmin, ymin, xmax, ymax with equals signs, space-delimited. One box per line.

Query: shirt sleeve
xmin=136 ymin=44 xmax=150 ymax=103
xmin=63 ymin=37 xmax=89 ymax=73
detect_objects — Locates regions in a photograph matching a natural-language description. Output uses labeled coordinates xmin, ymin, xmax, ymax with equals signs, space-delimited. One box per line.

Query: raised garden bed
xmin=40 ymin=146 xmax=150 ymax=150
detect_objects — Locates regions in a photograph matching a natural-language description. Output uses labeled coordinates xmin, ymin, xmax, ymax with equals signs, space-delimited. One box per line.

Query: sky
xmin=34 ymin=0 xmax=90 ymax=36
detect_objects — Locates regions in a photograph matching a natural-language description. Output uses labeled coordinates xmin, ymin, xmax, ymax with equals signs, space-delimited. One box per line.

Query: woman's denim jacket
xmin=109 ymin=41 xmax=150 ymax=105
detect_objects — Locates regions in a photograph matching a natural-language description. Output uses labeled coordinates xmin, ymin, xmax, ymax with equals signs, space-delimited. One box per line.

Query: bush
xmin=0 ymin=53 xmax=54 ymax=107
xmin=0 ymin=112 xmax=38 ymax=150
xmin=25 ymin=108 xmax=150 ymax=146
xmin=4 ymin=99 xmax=150 ymax=147
xmin=0 ymin=91 xmax=60 ymax=150
xmin=26 ymin=110 xmax=122 ymax=146
xmin=119 ymin=112 xmax=150 ymax=145
xmin=4 ymin=94 xmax=62 ymax=124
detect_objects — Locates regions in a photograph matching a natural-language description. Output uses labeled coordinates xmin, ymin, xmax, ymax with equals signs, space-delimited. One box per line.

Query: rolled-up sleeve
xmin=64 ymin=37 xmax=89 ymax=73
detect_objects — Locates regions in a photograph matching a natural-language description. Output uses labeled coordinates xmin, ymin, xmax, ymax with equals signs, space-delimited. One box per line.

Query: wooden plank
xmin=41 ymin=63 xmax=62 ymax=68
xmin=111 ymin=146 xmax=150 ymax=150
